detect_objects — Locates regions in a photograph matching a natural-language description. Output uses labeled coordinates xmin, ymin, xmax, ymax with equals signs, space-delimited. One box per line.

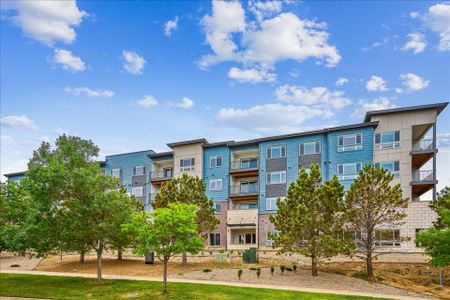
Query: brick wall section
xmin=258 ymin=214 xmax=276 ymax=249
xmin=205 ymin=201 xmax=228 ymax=249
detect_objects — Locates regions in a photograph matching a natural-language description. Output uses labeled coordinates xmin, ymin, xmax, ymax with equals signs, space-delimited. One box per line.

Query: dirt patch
xmin=0 ymin=252 xmax=42 ymax=271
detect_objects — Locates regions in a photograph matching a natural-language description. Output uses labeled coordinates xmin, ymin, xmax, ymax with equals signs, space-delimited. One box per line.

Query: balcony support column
xmin=433 ymin=123 xmax=437 ymax=200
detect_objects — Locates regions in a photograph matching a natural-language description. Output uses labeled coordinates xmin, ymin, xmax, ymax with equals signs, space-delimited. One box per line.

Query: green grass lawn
xmin=0 ymin=273 xmax=388 ymax=300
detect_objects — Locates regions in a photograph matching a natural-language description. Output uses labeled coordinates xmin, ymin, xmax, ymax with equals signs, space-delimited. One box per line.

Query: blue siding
xmin=6 ymin=174 xmax=25 ymax=182
xmin=203 ymin=146 xmax=230 ymax=202
xmin=104 ymin=150 xmax=153 ymax=211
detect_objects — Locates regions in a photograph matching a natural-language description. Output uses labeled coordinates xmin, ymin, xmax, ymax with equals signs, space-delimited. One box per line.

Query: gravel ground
xmin=0 ymin=253 xmax=42 ymax=271
xmin=175 ymin=267 xmax=430 ymax=298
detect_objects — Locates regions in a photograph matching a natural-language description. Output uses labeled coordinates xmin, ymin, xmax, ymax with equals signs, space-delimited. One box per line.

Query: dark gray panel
xmin=265 ymin=183 xmax=286 ymax=197
xmin=299 ymin=154 xmax=321 ymax=169
xmin=266 ymin=157 xmax=287 ymax=172
xmin=132 ymin=175 xmax=147 ymax=186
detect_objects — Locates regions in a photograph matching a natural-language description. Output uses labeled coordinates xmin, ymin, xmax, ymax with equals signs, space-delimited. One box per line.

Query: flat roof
xmin=148 ymin=151 xmax=174 ymax=159
xmin=364 ymin=102 xmax=449 ymax=122
xmin=105 ymin=149 xmax=154 ymax=158
xmin=202 ymin=141 xmax=234 ymax=149
xmin=3 ymin=171 xmax=26 ymax=178
xmin=167 ymin=138 xmax=208 ymax=149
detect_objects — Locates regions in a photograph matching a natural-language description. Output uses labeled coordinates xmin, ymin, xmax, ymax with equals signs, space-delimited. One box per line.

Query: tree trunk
xmin=182 ymin=252 xmax=187 ymax=265
xmin=366 ymin=252 xmax=373 ymax=278
xmin=60 ymin=249 xmax=63 ymax=262
xmin=118 ymin=249 xmax=122 ymax=260
xmin=80 ymin=250 xmax=85 ymax=263
xmin=96 ymin=240 xmax=103 ymax=281
xmin=163 ymin=259 xmax=168 ymax=293
xmin=311 ymin=253 xmax=318 ymax=276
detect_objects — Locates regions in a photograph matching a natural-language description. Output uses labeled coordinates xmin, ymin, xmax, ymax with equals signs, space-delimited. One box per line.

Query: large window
xmin=337 ymin=162 xmax=362 ymax=180
xmin=111 ymin=168 xmax=122 ymax=178
xmin=375 ymin=161 xmax=400 ymax=177
xmin=375 ymin=131 xmax=400 ymax=149
xmin=266 ymin=145 xmax=286 ymax=159
xmin=233 ymin=202 xmax=258 ymax=210
xmin=240 ymin=181 xmax=258 ymax=194
xmin=299 ymin=141 xmax=321 ymax=155
xmin=180 ymin=158 xmax=195 ymax=171
xmin=209 ymin=233 xmax=221 ymax=246
xmin=240 ymin=157 xmax=258 ymax=169
xmin=338 ymin=133 xmax=362 ymax=152
xmin=266 ymin=171 xmax=286 ymax=184
xmin=210 ymin=155 xmax=222 ymax=168
xmin=208 ymin=179 xmax=223 ymax=191
xmin=233 ymin=233 xmax=256 ymax=244
xmin=375 ymin=229 xmax=401 ymax=247
xmin=133 ymin=165 xmax=146 ymax=176
xmin=131 ymin=186 xmax=144 ymax=197
xmin=266 ymin=197 xmax=285 ymax=211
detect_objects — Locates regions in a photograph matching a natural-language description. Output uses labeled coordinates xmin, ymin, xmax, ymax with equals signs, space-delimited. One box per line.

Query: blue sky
xmin=1 ymin=1 xmax=449 ymax=185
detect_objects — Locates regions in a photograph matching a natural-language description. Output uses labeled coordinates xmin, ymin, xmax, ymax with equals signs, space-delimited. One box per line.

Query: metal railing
xmin=149 ymin=170 xmax=173 ymax=180
xmin=413 ymin=170 xmax=434 ymax=181
xmin=232 ymin=204 xmax=258 ymax=210
xmin=230 ymin=159 xmax=259 ymax=171
xmin=230 ymin=183 xmax=259 ymax=195
xmin=412 ymin=139 xmax=434 ymax=151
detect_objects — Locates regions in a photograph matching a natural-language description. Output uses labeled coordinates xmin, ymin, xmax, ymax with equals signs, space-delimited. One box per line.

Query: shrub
xmin=249 ymin=267 xmax=258 ymax=271
xmin=256 ymin=268 xmax=261 ymax=278
xmin=238 ymin=269 xmax=243 ymax=280
xmin=209 ymin=251 xmax=213 ymax=255
xmin=280 ymin=265 xmax=285 ymax=275
xmin=270 ymin=265 xmax=275 ymax=276
xmin=293 ymin=264 xmax=297 ymax=273
xmin=202 ymin=269 xmax=212 ymax=273
xmin=10 ymin=264 xmax=20 ymax=268
xmin=285 ymin=267 xmax=293 ymax=272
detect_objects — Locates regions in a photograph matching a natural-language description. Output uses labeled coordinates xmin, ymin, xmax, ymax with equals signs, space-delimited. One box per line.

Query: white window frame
xmin=375 ymin=131 xmax=400 ymax=150
xmin=208 ymin=179 xmax=223 ymax=191
xmin=374 ymin=229 xmax=401 ymax=247
xmin=337 ymin=162 xmax=362 ymax=180
xmin=133 ymin=165 xmax=146 ymax=176
xmin=375 ymin=161 xmax=400 ymax=177
xmin=209 ymin=233 xmax=221 ymax=246
xmin=338 ymin=133 xmax=363 ymax=152
xmin=299 ymin=141 xmax=321 ymax=156
xmin=266 ymin=196 xmax=285 ymax=211
xmin=131 ymin=186 xmax=144 ymax=197
xmin=180 ymin=158 xmax=195 ymax=172
xmin=266 ymin=145 xmax=286 ymax=159
xmin=209 ymin=155 xmax=223 ymax=168
xmin=266 ymin=171 xmax=286 ymax=185
xmin=111 ymin=168 xmax=122 ymax=178
xmin=266 ymin=231 xmax=279 ymax=246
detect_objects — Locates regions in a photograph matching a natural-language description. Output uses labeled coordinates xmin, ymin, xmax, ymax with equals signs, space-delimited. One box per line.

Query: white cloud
xmin=1 ymin=0 xmax=87 ymax=46
xmin=64 ymin=87 xmax=114 ymax=98
xmin=399 ymin=73 xmax=430 ymax=91
xmin=289 ymin=68 xmax=300 ymax=78
xmin=351 ymin=97 xmax=396 ymax=119
xmin=52 ymin=49 xmax=86 ymax=72
xmin=361 ymin=36 xmax=390 ymax=51
xmin=199 ymin=2 xmax=340 ymax=70
xmin=423 ymin=3 xmax=450 ymax=51
xmin=135 ymin=95 xmax=158 ymax=107
xmin=217 ymin=103 xmax=327 ymax=134
xmin=402 ymin=33 xmax=427 ymax=54
xmin=0 ymin=115 xmax=38 ymax=131
xmin=366 ymin=75 xmax=388 ymax=92
xmin=1 ymin=135 xmax=15 ymax=146
xmin=228 ymin=67 xmax=276 ymax=84
xmin=437 ymin=133 xmax=450 ymax=147
xmin=335 ymin=77 xmax=349 ymax=86
xmin=275 ymin=85 xmax=352 ymax=109
xmin=164 ymin=16 xmax=179 ymax=37
xmin=170 ymin=97 xmax=194 ymax=109
xmin=249 ymin=0 xmax=283 ymax=22
xmin=122 ymin=50 xmax=146 ymax=75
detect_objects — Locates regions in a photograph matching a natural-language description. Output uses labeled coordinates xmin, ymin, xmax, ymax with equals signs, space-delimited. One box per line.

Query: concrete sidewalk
xmin=0 ymin=269 xmax=433 ymax=300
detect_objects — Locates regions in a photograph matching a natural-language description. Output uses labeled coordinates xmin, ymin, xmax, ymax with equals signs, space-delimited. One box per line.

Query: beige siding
xmin=172 ymin=143 xmax=204 ymax=178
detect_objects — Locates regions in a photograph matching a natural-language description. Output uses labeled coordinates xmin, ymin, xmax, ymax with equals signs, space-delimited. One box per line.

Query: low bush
xmin=202 ymin=269 xmax=212 ymax=273
xmin=238 ymin=269 xmax=243 ymax=280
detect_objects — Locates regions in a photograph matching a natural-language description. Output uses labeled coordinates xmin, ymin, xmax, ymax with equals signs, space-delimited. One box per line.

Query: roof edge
xmin=364 ymin=102 xmax=449 ymax=122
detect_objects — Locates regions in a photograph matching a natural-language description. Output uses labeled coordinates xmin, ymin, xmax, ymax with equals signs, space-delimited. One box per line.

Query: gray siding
xmin=299 ymin=154 xmax=321 ymax=169
xmin=266 ymin=157 xmax=286 ymax=171
xmin=265 ymin=183 xmax=286 ymax=197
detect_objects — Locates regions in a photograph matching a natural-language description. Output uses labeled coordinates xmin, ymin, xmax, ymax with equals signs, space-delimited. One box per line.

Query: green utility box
xmin=243 ymin=248 xmax=257 ymax=263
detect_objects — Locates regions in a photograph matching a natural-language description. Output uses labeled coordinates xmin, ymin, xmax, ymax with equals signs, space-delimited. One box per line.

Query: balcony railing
xmin=230 ymin=183 xmax=259 ymax=196
xmin=150 ymin=170 xmax=173 ymax=180
xmin=412 ymin=139 xmax=434 ymax=151
xmin=230 ymin=159 xmax=259 ymax=171
xmin=232 ymin=204 xmax=258 ymax=210
xmin=413 ymin=170 xmax=434 ymax=182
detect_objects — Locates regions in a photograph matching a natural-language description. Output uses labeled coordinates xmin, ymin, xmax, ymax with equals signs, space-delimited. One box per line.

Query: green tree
xmin=345 ymin=164 xmax=408 ymax=279
xmin=416 ymin=186 xmax=450 ymax=286
xmin=153 ymin=173 xmax=218 ymax=264
xmin=270 ymin=163 xmax=353 ymax=276
xmin=123 ymin=203 xmax=204 ymax=293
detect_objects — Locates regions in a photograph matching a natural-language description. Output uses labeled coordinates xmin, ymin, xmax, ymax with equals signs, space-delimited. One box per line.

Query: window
xmin=374 ymin=229 xmax=401 ymax=246
xmin=338 ymin=133 xmax=363 ymax=152
xmin=240 ymin=157 xmax=258 ymax=169
xmin=233 ymin=202 xmax=257 ymax=210
xmin=111 ymin=168 xmax=122 ymax=178
xmin=299 ymin=141 xmax=321 ymax=155
xmin=210 ymin=155 xmax=222 ymax=168
xmin=266 ymin=145 xmax=286 ymax=159
xmin=240 ymin=181 xmax=257 ymax=194
xmin=266 ymin=231 xmax=279 ymax=246
xmin=209 ymin=179 xmax=223 ymax=191
xmin=415 ymin=229 xmax=424 ymax=247
xmin=375 ymin=161 xmax=400 ymax=177
xmin=234 ymin=233 xmax=256 ymax=244
xmin=337 ymin=162 xmax=362 ymax=180
xmin=214 ymin=202 xmax=221 ymax=213
xmin=133 ymin=165 xmax=146 ymax=176
xmin=209 ymin=233 xmax=220 ymax=246
xmin=163 ymin=168 xmax=173 ymax=178
xmin=266 ymin=171 xmax=286 ymax=184
xmin=180 ymin=158 xmax=195 ymax=171
xmin=131 ymin=186 xmax=144 ymax=197
xmin=375 ymin=131 xmax=400 ymax=149
xmin=266 ymin=197 xmax=285 ymax=211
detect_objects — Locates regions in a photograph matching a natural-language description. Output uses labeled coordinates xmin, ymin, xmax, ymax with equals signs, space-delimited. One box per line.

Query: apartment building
xmin=4 ymin=102 xmax=448 ymax=252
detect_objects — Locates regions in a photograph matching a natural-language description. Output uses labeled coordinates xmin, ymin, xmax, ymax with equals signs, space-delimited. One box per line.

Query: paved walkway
xmin=0 ymin=269 xmax=433 ymax=300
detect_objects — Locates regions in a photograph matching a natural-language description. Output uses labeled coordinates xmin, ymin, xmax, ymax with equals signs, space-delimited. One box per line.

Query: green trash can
xmin=242 ymin=248 xmax=257 ymax=263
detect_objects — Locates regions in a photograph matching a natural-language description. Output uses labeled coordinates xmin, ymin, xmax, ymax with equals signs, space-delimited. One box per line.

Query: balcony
xmin=411 ymin=170 xmax=437 ymax=197
xmin=229 ymin=158 xmax=259 ymax=178
xmin=149 ymin=170 xmax=173 ymax=185
xmin=411 ymin=139 xmax=437 ymax=168
xmin=230 ymin=182 xmax=259 ymax=201
xmin=227 ymin=208 xmax=258 ymax=227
